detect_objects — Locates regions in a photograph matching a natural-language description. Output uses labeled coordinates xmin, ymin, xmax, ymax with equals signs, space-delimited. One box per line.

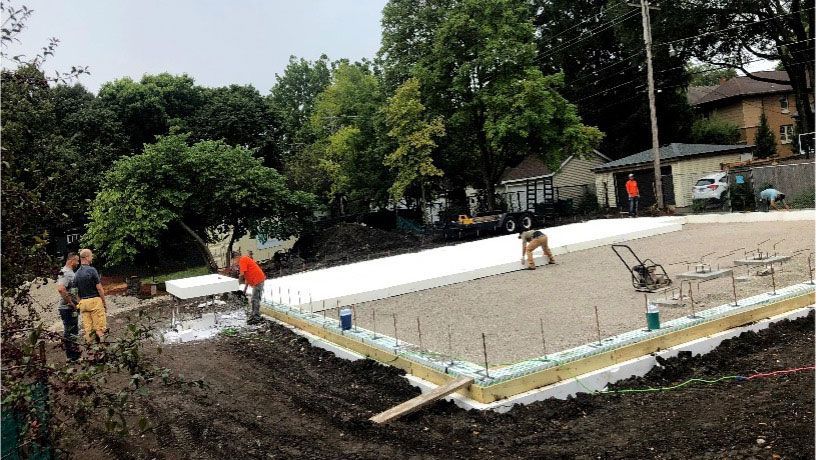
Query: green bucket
xmin=646 ymin=305 xmax=661 ymax=331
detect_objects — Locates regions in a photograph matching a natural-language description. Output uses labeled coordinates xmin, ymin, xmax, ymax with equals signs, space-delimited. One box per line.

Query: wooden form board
xmin=262 ymin=291 xmax=814 ymax=404
xmin=370 ymin=377 xmax=474 ymax=424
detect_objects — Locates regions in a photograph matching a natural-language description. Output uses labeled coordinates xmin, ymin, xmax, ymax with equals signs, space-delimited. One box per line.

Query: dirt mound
xmin=299 ymin=222 xmax=421 ymax=263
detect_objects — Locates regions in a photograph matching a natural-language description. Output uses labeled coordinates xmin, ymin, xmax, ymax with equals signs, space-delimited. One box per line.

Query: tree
xmin=690 ymin=117 xmax=742 ymax=144
xmin=530 ymin=0 xmax=693 ymax=157
xmin=84 ymin=135 xmax=316 ymax=271
xmin=97 ymin=73 xmax=204 ymax=152
xmin=687 ymin=64 xmax=738 ymax=86
xmin=190 ymin=84 xmax=270 ymax=149
xmin=665 ymin=0 xmax=815 ymax=135
xmin=384 ymin=78 xmax=445 ymax=220
xmin=380 ymin=0 xmax=603 ymax=201
xmin=754 ymin=113 xmax=777 ymax=158
xmin=308 ymin=61 xmax=393 ymax=212
xmin=268 ymin=55 xmax=333 ymax=162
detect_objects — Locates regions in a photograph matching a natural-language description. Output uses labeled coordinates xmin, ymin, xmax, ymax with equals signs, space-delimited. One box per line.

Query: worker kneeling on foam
xmin=519 ymin=230 xmax=556 ymax=270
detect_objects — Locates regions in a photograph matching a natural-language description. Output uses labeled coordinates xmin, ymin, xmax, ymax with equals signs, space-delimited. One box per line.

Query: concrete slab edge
xmin=682 ymin=209 xmax=815 ymax=224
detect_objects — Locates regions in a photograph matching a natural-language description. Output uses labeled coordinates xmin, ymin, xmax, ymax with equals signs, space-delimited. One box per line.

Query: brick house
xmin=689 ymin=71 xmax=814 ymax=157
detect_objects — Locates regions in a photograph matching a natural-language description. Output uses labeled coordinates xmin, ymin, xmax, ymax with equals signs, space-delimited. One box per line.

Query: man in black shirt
xmin=74 ymin=249 xmax=108 ymax=343
xmin=519 ymin=230 xmax=556 ymax=270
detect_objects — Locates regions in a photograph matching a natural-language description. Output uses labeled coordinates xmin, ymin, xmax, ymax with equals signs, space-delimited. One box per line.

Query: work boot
xmin=548 ymin=259 xmax=556 ymax=265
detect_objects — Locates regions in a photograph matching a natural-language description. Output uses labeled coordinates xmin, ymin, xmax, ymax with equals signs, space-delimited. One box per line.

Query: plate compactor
xmin=611 ymin=244 xmax=672 ymax=292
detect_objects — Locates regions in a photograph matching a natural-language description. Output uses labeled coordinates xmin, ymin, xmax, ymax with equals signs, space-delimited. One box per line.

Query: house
xmin=689 ymin=71 xmax=814 ymax=157
xmin=593 ymin=143 xmax=754 ymax=209
xmin=499 ymin=151 xmax=611 ymax=210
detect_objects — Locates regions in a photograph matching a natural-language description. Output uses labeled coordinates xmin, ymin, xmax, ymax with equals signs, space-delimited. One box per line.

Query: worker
xmin=625 ymin=173 xmax=640 ymax=217
xmin=519 ymin=230 xmax=556 ymax=270
xmin=74 ymin=248 xmax=108 ymax=343
xmin=232 ymin=250 xmax=266 ymax=324
xmin=759 ymin=188 xmax=790 ymax=211
xmin=55 ymin=252 xmax=81 ymax=361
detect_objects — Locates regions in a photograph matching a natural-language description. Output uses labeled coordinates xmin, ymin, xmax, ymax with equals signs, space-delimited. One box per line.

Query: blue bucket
xmin=339 ymin=308 xmax=352 ymax=330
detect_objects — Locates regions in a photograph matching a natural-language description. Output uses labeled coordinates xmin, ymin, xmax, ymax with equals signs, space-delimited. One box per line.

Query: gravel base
xmin=353 ymin=221 xmax=815 ymax=365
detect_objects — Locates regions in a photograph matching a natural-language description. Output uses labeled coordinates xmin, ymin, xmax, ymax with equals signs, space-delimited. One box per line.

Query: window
xmin=695 ymin=179 xmax=715 ymax=186
xmin=780 ymin=124 xmax=794 ymax=144
xmin=780 ymin=95 xmax=789 ymax=111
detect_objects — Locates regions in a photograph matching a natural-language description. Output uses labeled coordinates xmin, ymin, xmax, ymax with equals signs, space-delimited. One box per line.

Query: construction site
xmin=65 ymin=210 xmax=814 ymax=459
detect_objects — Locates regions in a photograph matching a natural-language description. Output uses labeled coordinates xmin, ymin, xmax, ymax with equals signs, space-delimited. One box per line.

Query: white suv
xmin=691 ymin=172 xmax=728 ymax=201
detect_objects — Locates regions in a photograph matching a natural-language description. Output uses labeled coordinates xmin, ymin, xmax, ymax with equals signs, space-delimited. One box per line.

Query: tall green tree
xmin=190 ymin=84 xmax=270 ymax=149
xmin=690 ymin=117 xmax=741 ymax=145
xmin=664 ymin=0 xmax=815 ymax=134
xmin=687 ymin=64 xmax=738 ymax=87
xmin=380 ymin=0 xmax=603 ymax=200
xmin=84 ymin=135 xmax=316 ymax=271
xmin=384 ymin=78 xmax=445 ymax=220
xmin=754 ymin=113 xmax=777 ymax=159
xmin=268 ymin=55 xmax=333 ymax=160
xmin=308 ymin=61 xmax=393 ymax=211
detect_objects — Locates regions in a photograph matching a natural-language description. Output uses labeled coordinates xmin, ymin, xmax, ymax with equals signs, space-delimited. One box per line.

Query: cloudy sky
xmin=8 ymin=0 xmax=388 ymax=92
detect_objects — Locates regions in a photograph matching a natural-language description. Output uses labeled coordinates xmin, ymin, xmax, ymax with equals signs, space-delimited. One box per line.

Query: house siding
xmin=595 ymin=172 xmax=616 ymax=208
xmin=671 ymin=152 xmax=745 ymax=207
xmin=554 ymin=155 xmax=605 ymax=203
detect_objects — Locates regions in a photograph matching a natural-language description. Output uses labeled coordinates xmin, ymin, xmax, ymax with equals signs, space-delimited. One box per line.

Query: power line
xmin=540 ymin=1 xmax=631 ymax=44
xmin=535 ymin=7 xmax=644 ymax=63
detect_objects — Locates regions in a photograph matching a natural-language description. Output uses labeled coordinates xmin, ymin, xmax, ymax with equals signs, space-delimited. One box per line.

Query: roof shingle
xmin=693 ymin=71 xmax=795 ymax=106
xmin=593 ymin=143 xmax=752 ymax=171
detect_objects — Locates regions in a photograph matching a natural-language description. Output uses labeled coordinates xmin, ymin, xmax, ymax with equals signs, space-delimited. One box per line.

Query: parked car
xmin=691 ymin=172 xmax=729 ymax=202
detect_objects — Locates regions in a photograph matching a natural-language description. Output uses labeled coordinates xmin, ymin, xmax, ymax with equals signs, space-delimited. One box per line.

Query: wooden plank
xmin=370 ymin=377 xmax=474 ymax=424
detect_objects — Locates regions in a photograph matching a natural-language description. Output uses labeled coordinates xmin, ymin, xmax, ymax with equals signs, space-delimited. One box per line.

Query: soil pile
xmin=80 ymin=309 xmax=814 ymax=459
xmin=299 ymin=223 xmax=422 ymax=264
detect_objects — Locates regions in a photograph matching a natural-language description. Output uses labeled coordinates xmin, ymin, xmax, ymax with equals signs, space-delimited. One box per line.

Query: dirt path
xmin=79 ymin=310 xmax=815 ymax=459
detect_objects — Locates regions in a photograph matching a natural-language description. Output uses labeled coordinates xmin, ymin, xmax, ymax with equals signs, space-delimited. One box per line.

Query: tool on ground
xmin=611 ymin=244 xmax=672 ymax=292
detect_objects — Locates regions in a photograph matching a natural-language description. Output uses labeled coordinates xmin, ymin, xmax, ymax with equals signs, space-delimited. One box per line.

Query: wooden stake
xmin=594 ymin=306 xmax=602 ymax=345
xmin=481 ymin=333 xmax=490 ymax=378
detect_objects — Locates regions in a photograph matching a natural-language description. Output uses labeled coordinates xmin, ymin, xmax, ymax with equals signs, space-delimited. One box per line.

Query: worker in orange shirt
xmin=232 ymin=250 xmax=266 ymax=324
xmin=625 ymin=173 xmax=640 ymax=217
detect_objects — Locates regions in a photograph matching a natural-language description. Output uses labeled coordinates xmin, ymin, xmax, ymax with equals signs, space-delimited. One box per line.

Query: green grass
xmin=141 ymin=265 xmax=210 ymax=284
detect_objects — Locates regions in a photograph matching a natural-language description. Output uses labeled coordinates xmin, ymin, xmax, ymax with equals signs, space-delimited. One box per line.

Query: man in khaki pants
xmin=74 ymin=249 xmax=108 ymax=343
xmin=519 ymin=230 xmax=556 ymax=270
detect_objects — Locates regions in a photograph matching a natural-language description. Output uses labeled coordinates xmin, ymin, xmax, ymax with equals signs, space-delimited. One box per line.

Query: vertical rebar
xmin=539 ymin=318 xmax=547 ymax=357
xmin=278 ymin=286 xmax=281 ymax=304
xmin=447 ymin=324 xmax=453 ymax=364
xmin=730 ymin=270 xmax=738 ymax=306
xmin=594 ymin=306 xmax=602 ymax=345
xmin=372 ymin=309 xmax=377 ymax=339
xmin=770 ymin=263 xmax=777 ymax=295
xmin=809 ymin=254 xmax=814 ymax=285
xmin=322 ymin=301 xmax=327 ymax=322
xmin=416 ymin=317 xmax=423 ymax=348
xmin=298 ymin=291 xmax=301 ymax=306
xmin=644 ymin=294 xmax=649 ymax=313
xmin=688 ymin=282 xmax=696 ymax=318
xmin=309 ymin=294 xmax=313 ymax=314
xmin=393 ymin=313 xmax=398 ymax=347
xmin=287 ymin=288 xmax=291 ymax=306
xmin=481 ymin=333 xmax=490 ymax=378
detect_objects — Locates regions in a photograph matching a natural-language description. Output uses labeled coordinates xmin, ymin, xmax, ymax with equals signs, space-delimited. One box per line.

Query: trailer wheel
xmin=503 ymin=217 xmax=517 ymax=233
xmin=519 ymin=215 xmax=533 ymax=231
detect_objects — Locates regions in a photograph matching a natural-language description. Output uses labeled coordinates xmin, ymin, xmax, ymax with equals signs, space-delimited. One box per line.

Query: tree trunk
xmin=420 ymin=182 xmax=428 ymax=225
xmin=178 ymin=221 xmax=219 ymax=273
xmin=225 ymin=226 xmax=239 ymax=268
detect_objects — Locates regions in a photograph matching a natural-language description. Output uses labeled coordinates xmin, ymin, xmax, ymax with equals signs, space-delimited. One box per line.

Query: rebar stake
xmin=481 ymin=332 xmax=490 ymax=378
xmin=372 ymin=309 xmax=377 ymax=339
xmin=644 ymin=294 xmax=649 ymax=313
xmin=393 ymin=313 xmax=399 ymax=347
xmin=594 ymin=306 xmax=602 ymax=345
xmin=539 ymin=318 xmax=547 ymax=358
xmin=730 ymin=270 xmax=738 ymax=306
xmin=309 ymin=294 xmax=313 ymax=314
xmin=809 ymin=254 xmax=814 ymax=285
xmin=447 ymin=325 xmax=454 ymax=365
xmin=416 ymin=317 xmax=423 ymax=348
xmin=287 ymin=288 xmax=291 ymax=306
xmin=770 ymin=263 xmax=777 ymax=295
xmin=352 ymin=305 xmax=358 ymax=331
xmin=689 ymin=282 xmax=696 ymax=318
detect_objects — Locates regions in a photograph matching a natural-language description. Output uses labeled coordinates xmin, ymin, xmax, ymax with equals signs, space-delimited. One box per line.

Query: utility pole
xmin=630 ymin=0 xmax=664 ymax=209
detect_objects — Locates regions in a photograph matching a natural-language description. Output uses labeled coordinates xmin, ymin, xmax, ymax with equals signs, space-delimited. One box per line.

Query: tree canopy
xmin=84 ymin=135 xmax=316 ymax=270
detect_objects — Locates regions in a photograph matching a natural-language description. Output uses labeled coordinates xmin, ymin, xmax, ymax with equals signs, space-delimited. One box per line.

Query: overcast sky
xmin=7 ymin=1 xmax=775 ymax=94
xmin=8 ymin=0 xmax=388 ymax=93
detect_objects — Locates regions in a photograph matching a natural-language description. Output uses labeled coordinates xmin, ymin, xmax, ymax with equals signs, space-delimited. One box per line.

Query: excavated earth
xmin=74 ymin=309 xmax=815 ymax=459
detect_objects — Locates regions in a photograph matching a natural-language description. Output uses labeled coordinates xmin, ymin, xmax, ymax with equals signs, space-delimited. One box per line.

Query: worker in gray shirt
xmin=519 ymin=230 xmax=556 ymax=270
xmin=56 ymin=252 xmax=81 ymax=361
